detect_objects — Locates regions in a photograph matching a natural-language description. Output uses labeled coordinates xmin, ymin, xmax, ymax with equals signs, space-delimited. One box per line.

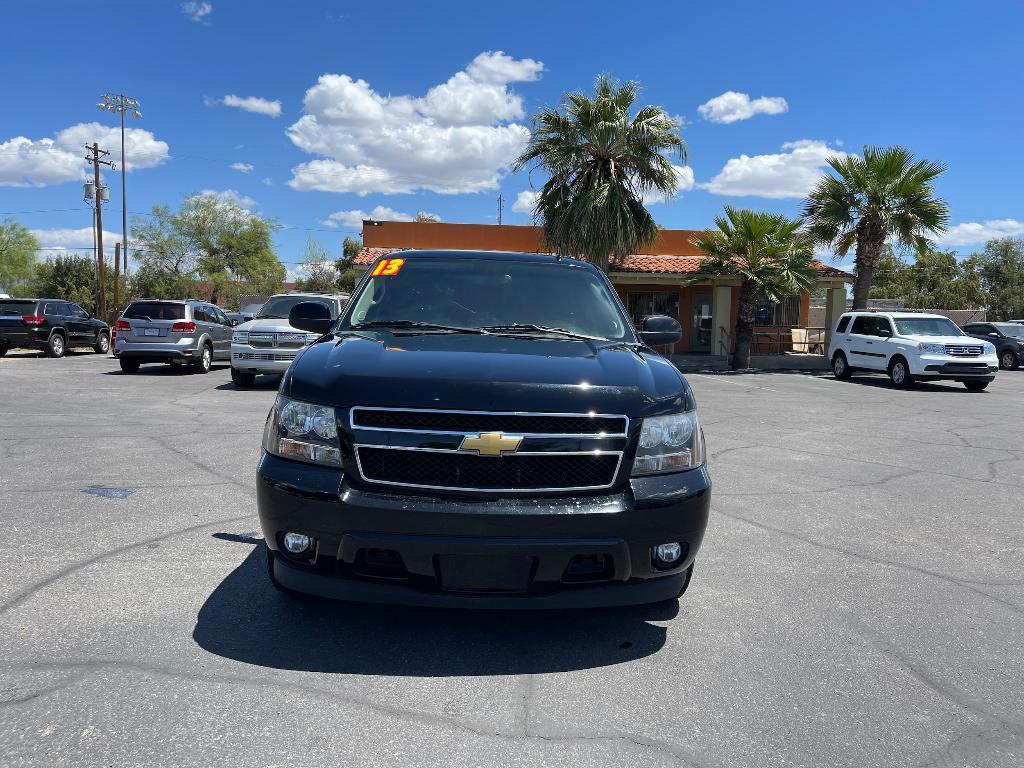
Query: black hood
xmin=284 ymin=332 xmax=693 ymax=417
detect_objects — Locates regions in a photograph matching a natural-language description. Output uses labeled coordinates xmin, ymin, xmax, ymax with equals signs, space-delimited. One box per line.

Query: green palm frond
xmin=511 ymin=74 xmax=687 ymax=270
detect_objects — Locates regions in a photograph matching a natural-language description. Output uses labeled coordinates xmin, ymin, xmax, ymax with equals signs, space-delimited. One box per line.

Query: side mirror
xmin=878 ymin=329 xmax=892 ymax=338
xmin=989 ymin=332 xmax=1000 ymax=338
xmin=289 ymin=301 xmax=332 ymax=335
xmin=230 ymin=318 xmax=239 ymax=327
xmin=639 ymin=315 xmax=682 ymax=346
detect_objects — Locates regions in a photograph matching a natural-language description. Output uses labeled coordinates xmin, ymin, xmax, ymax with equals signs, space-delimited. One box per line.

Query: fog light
xmin=654 ymin=542 xmax=682 ymax=565
xmin=282 ymin=532 xmax=313 ymax=554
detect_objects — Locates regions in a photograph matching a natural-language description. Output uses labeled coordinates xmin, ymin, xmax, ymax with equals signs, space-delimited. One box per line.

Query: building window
xmin=755 ymin=294 xmax=800 ymax=327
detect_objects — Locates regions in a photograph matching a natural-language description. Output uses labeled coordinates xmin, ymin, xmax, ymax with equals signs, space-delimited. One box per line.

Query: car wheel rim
xmin=1002 ymin=353 xmax=1014 ymax=368
xmin=893 ymin=364 xmax=905 ymax=383
xmin=834 ymin=357 xmax=845 ymax=375
xmin=100 ymin=335 xmax=108 ymax=351
xmin=53 ymin=337 xmax=63 ymax=354
xmin=203 ymin=349 xmax=211 ymax=368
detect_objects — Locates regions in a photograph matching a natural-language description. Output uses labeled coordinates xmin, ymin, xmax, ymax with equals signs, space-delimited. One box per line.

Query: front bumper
xmin=231 ymin=344 xmax=299 ymax=374
xmin=911 ymin=354 xmax=998 ymax=380
xmin=257 ymin=452 xmax=711 ymax=608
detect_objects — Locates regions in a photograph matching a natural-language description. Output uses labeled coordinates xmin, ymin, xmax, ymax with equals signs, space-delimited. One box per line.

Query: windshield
xmin=993 ymin=323 xmax=1024 ymax=338
xmin=258 ymin=296 xmax=337 ymax=319
xmin=893 ymin=317 xmax=963 ymax=337
xmin=343 ymin=257 xmax=632 ymax=341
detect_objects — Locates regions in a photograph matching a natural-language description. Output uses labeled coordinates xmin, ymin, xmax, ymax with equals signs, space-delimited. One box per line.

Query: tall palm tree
xmin=803 ymin=145 xmax=950 ymax=310
xmin=691 ymin=207 xmax=818 ymax=369
xmin=511 ymin=75 xmax=686 ymax=272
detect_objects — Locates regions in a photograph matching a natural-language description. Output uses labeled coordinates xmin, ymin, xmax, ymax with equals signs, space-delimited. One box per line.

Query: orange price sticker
xmin=371 ymin=257 xmax=406 ymax=276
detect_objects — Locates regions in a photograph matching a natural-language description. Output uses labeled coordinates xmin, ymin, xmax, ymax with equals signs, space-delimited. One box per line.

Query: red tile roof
xmin=354 ymin=248 xmax=852 ymax=279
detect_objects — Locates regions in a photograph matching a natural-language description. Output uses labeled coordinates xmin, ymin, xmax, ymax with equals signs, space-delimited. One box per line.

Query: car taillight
xmin=114 ymin=320 xmax=131 ymax=331
xmin=21 ymin=315 xmax=45 ymax=326
xmin=171 ymin=321 xmax=196 ymax=333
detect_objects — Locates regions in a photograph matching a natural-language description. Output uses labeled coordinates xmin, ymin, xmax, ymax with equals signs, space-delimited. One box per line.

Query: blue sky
xmin=2 ymin=0 xmax=1022 ymax=277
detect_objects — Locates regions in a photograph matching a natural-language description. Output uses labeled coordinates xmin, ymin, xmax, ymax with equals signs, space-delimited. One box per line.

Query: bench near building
xmin=353 ymin=221 xmax=853 ymax=358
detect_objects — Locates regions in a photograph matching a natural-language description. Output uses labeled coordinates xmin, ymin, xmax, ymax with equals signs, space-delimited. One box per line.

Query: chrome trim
xmin=349 ymin=406 xmax=630 ymax=438
xmin=353 ymin=444 xmax=624 ymax=493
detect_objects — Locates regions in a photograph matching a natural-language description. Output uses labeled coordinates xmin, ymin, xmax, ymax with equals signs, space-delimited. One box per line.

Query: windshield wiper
xmin=480 ymin=323 xmax=606 ymax=341
xmin=351 ymin=320 xmax=489 ymax=334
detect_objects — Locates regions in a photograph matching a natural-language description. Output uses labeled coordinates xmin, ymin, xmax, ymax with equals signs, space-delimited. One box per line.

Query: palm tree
xmin=691 ymin=207 xmax=818 ymax=369
xmin=511 ymin=75 xmax=686 ymax=272
xmin=803 ymin=146 xmax=950 ymax=310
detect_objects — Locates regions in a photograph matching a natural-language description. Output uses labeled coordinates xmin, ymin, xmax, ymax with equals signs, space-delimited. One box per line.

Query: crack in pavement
xmin=712 ymin=507 xmax=1024 ymax=618
xmin=0 ymin=658 xmax=713 ymax=766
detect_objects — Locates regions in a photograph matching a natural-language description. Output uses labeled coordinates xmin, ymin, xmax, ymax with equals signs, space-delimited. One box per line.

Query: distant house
xmin=353 ymin=221 xmax=853 ymax=355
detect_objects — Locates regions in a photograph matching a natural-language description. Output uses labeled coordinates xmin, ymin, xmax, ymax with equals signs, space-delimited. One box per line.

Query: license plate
xmin=144 ymin=328 xmax=160 ymax=336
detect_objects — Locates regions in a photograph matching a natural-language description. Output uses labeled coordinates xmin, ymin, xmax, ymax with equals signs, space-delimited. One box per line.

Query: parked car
xmin=230 ymin=292 xmax=348 ymax=387
xmin=961 ymin=322 xmax=1024 ymax=370
xmin=829 ymin=311 xmax=998 ymax=390
xmin=257 ymin=250 xmax=710 ymax=608
xmin=112 ymin=299 xmax=235 ymax=374
xmin=225 ymin=303 xmax=263 ymax=326
xmin=0 ymin=298 xmax=109 ymax=358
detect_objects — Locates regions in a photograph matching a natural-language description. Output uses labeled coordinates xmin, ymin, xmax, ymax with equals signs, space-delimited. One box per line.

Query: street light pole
xmin=98 ymin=93 xmax=141 ymax=276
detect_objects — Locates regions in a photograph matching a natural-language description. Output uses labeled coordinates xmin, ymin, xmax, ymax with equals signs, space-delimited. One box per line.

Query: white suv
xmin=828 ymin=312 xmax=999 ymax=391
xmin=230 ymin=292 xmax=348 ymax=387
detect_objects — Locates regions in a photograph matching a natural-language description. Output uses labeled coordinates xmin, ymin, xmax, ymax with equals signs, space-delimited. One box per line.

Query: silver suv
xmin=113 ymin=299 xmax=235 ymax=374
xmin=230 ymin=292 xmax=348 ymax=387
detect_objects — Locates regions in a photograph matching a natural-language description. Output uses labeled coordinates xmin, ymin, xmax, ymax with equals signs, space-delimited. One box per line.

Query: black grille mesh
xmin=353 ymin=409 xmax=626 ymax=435
xmin=358 ymin=448 xmax=619 ymax=490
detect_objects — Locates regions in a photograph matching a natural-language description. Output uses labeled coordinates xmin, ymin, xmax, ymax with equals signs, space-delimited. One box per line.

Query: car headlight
xmin=263 ymin=395 xmax=341 ymax=467
xmin=232 ymin=331 xmax=248 ymax=344
xmin=984 ymin=342 xmax=996 ymax=355
xmin=632 ymin=411 xmax=705 ymax=476
xmin=917 ymin=342 xmax=945 ymax=354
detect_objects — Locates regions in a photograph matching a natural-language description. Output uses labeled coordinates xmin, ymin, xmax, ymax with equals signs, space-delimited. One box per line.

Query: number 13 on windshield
xmin=371 ymin=258 xmax=406 ymax=277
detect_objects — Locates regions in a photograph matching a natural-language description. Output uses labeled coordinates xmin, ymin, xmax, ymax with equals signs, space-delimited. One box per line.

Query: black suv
xmin=257 ymin=250 xmax=711 ymax=609
xmin=0 ymin=298 xmax=109 ymax=358
xmin=961 ymin=322 xmax=1024 ymax=370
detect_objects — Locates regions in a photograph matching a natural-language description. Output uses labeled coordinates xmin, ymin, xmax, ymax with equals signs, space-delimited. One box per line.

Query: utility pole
xmin=98 ymin=93 xmax=142 ymax=276
xmin=497 ymin=193 xmax=504 ymax=225
xmin=85 ymin=143 xmax=114 ymax=319
xmin=113 ymin=243 xmax=121 ymax=317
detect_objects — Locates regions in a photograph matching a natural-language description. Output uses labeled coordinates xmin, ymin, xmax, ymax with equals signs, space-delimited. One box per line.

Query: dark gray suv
xmin=113 ymin=299 xmax=234 ymax=374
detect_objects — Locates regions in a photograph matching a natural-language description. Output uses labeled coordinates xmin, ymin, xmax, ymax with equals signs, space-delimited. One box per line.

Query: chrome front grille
xmin=350 ymin=407 xmax=628 ymax=493
xmin=247 ymin=332 xmax=310 ymax=349
xmin=945 ymin=344 xmax=983 ymax=357
xmin=233 ymin=351 xmax=297 ymax=362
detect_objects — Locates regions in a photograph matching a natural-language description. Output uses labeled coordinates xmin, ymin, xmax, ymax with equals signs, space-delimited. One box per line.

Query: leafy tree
xmin=0 ymin=218 xmax=39 ymax=295
xmin=336 ymin=236 xmax=362 ymax=292
xmin=415 ymin=211 xmax=440 ymax=223
xmin=512 ymin=75 xmax=686 ymax=272
xmin=29 ymin=255 xmax=97 ymax=311
xmin=129 ymin=204 xmax=198 ymax=300
xmin=803 ymin=146 xmax=950 ymax=310
xmin=869 ymin=245 xmax=987 ymax=309
xmin=967 ymin=237 xmax=1024 ymax=320
xmin=342 ymin=235 xmax=361 ymax=261
xmin=691 ymin=207 xmax=818 ymax=369
xmin=294 ymin=238 xmax=338 ymax=292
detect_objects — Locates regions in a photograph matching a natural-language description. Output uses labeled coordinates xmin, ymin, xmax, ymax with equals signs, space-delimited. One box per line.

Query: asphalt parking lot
xmin=1 ymin=351 xmax=1022 ymax=768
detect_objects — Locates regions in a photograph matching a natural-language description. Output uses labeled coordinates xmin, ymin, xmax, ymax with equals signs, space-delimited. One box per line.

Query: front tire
xmin=888 ymin=356 xmax=914 ymax=389
xmin=119 ymin=357 xmax=140 ymax=373
xmin=964 ymin=380 xmax=990 ymax=392
xmin=231 ymin=368 xmax=256 ymax=388
xmin=46 ymin=332 xmax=66 ymax=358
xmin=192 ymin=343 xmax=212 ymax=374
xmin=1000 ymin=350 xmax=1018 ymax=370
xmin=832 ymin=351 xmax=851 ymax=380
xmin=93 ymin=331 xmax=109 ymax=354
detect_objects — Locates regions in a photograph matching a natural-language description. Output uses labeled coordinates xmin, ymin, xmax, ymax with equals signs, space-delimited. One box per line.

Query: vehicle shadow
xmin=100 ymin=363 xmax=231 ymax=376
xmin=213 ymin=375 xmax=282 ymax=391
xmin=193 ymin=544 xmax=677 ymax=676
xmin=839 ymin=376 xmax=979 ymax=393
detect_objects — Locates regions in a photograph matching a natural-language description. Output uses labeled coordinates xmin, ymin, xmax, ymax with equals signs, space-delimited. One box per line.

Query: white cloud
xmin=286 ymin=51 xmax=542 ymax=195
xmin=230 ymin=162 xmax=254 ymax=173
xmin=31 ymin=226 xmax=122 ymax=257
xmin=0 ymin=122 xmax=169 ymax=187
xmin=196 ymin=189 xmax=257 ymax=211
xmin=642 ymin=165 xmax=696 ymax=205
xmin=181 ymin=1 xmax=212 ymax=23
xmin=512 ymin=190 xmax=539 ymax=215
xmin=700 ymin=140 xmax=848 ymax=199
xmin=261 ymin=177 xmax=273 ymax=185
xmin=936 ymin=219 xmax=1024 ymax=247
xmin=321 ymin=205 xmax=439 ymax=229
xmin=697 ymin=91 xmax=788 ymax=124
xmin=220 ymin=94 xmax=282 ymax=118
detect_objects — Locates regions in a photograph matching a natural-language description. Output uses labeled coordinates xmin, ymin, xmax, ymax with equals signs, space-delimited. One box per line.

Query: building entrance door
xmin=691 ymin=291 xmax=712 ymax=353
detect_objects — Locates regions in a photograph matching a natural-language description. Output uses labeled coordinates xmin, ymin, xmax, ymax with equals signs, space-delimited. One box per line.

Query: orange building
xmin=353 ymin=221 xmax=852 ymax=356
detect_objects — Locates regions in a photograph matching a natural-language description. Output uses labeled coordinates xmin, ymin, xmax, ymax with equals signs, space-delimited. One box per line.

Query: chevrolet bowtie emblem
xmin=460 ymin=431 xmax=523 ymax=457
